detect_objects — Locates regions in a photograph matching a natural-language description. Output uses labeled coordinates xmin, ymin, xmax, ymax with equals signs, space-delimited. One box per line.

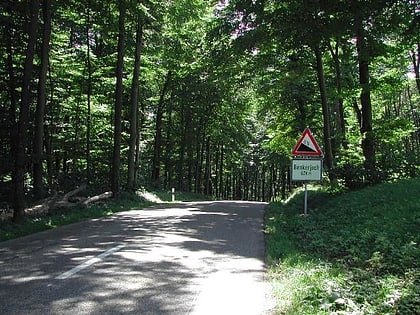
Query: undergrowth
xmin=265 ymin=178 xmax=420 ymax=314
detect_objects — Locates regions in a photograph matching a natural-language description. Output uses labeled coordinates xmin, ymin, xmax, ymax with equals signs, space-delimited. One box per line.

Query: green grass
xmin=0 ymin=189 xmax=212 ymax=242
xmin=265 ymin=178 xmax=420 ymax=314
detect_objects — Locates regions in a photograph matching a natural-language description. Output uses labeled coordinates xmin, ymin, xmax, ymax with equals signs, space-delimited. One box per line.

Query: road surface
xmin=0 ymin=201 xmax=273 ymax=314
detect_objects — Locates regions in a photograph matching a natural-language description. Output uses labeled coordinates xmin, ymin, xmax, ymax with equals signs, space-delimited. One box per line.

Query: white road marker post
xmin=172 ymin=187 xmax=175 ymax=202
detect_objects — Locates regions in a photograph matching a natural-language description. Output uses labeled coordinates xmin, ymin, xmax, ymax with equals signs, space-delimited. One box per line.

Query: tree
xmin=127 ymin=16 xmax=144 ymax=191
xmin=111 ymin=0 xmax=126 ymax=197
xmin=85 ymin=1 xmax=93 ymax=184
xmin=151 ymin=71 xmax=171 ymax=187
xmin=12 ymin=0 xmax=41 ymax=222
xmin=33 ymin=0 xmax=52 ymax=199
xmin=221 ymin=0 xmax=336 ymax=178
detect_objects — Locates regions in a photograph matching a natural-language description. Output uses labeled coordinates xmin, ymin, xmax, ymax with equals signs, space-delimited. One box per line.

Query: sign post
xmin=291 ymin=128 xmax=323 ymax=215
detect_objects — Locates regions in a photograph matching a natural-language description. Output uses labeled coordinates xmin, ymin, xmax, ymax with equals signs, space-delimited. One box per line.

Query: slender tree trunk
xmin=204 ymin=137 xmax=211 ymax=195
xmin=328 ymin=40 xmax=347 ymax=149
xmin=33 ymin=0 xmax=52 ymax=199
xmin=127 ymin=18 xmax=144 ymax=190
xmin=218 ymin=143 xmax=224 ymax=199
xmin=5 ymin=20 xmax=18 ymax=168
xmin=214 ymin=144 xmax=220 ymax=197
xmin=356 ymin=27 xmax=377 ymax=182
xmin=13 ymin=0 xmax=41 ymax=223
xmin=186 ymin=127 xmax=194 ymax=192
xmin=151 ymin=71 xmax=171 ymax=187
xmin=135 ymin=100 xmax=146 ymax=186
xmin=195 ymin=133 xmax=205 ymax=193
xmin=281 ymin=167 xmax=287 ymax=200
xmin=46 ymin=68 xmax=55 ymax=190
xmin=111 ymin=1 xmax=126 ymax=197
xmin=163 ymin=101 xmax=174 ymax=189
xmin=85 ymin=4 xmax=93 ymax=184
xmin=313 ymin=44 xmax=334 ymax=180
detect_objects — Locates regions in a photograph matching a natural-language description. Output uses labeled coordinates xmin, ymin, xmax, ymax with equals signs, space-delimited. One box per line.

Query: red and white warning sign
xmin=292 ymin=128 xmax=323 ymax=156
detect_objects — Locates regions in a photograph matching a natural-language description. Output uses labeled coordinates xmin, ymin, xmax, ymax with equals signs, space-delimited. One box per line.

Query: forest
xmin=0 ymin=0 xmax=419 ymax=223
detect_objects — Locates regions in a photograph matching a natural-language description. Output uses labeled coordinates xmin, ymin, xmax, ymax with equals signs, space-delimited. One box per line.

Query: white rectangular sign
xmin=291 ymin=159 xmax=322 ymax=181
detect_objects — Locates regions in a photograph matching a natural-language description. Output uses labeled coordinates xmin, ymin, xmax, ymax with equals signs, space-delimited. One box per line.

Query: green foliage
xmin=265 ymin=178 xmax=420 ymax=314
xmin=1 ymin=0 xmax=419 ymax=219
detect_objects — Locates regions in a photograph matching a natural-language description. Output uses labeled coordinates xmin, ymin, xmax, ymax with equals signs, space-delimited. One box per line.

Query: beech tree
xmin=110 ymin=0 xmax=126 ymax=197
xmin=12 ymin=0 xmax=41 ymax=223
xmin=33 ymin=0 xmax=52 ymax=199
xmin=0 ymin=0 xmax=418 ymax=221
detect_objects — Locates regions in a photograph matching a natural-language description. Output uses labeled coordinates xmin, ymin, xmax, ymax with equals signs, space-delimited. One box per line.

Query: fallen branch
xmin=24 ymin=184 xmax=112 ymax=216
xmin=54 ymin=184 xmax=87 ymax=209
xmin=83 ymin=191 xmax=112 ymax=206
xmin=62 ymin=183 xmax=87 ymax=202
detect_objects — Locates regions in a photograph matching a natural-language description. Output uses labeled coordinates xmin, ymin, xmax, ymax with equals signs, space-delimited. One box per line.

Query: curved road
xmin=0 ymin=201 xmax=273 ymax=314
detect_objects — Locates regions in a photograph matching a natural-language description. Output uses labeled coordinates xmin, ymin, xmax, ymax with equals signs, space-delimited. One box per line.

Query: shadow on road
xmin=0 ymin=201 xmax=268 ymax=314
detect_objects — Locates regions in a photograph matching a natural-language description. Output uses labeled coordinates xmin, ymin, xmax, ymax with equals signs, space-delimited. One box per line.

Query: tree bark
xmin=328 ymin=40 xmax=347 ymax=149
xmin=12 ymin=0 xmax=41 ymax=223
xmin=111 ymin=0 xmax=126 ymax=197
xmin=5 ymin=17 xmax=18 ymax=172
xmin=33 ymin=0 xmax=52 ymax=200
xmin=127 ymin=18 xmax=144 ymax=190
xmin=151 ymin=71 xmax=172 ymax=187
xmin=204 ymin=137 xmax=211 ymax=195
xmin=313 ymin=44 xmax=334 ymax=180
xmin=85 ymin=4 xmax=93 ymax=184
xmin=356 ymin=27 xmax=377 ymax=182
xmin=163 ymin=101 xmax=174 ymax=189
xmin=218 ymin=143 xmax=224 ymax=199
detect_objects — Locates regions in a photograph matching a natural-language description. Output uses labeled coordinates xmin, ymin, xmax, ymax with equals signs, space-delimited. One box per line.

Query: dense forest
xmin=0 ymin=0 xmax=419 ymax=222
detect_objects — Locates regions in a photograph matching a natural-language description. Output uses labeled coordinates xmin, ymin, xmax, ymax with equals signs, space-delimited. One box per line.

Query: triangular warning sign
xmin=292 ymin=128 xmax=323 ymax=156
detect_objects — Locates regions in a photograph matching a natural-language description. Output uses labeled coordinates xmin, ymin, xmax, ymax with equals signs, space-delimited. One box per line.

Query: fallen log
xmin=54 ymin=183 xmax=87 ymax=209
xmin=82 ymin=191 xmax=112 ymax=206
xmin=24 ymin=184 xmax=112 ymax=216
xmin=25 ymin=192 xmax=59 ymax=216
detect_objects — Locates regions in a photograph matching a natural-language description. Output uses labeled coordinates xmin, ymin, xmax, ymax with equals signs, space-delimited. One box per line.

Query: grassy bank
xmin=0 ymin=189 xmax=212 ymax=242
xmin=265 ymin=178 xmax=420 ymax=314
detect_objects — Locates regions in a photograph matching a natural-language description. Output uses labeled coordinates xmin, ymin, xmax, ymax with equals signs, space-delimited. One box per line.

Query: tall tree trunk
xmin=151 ymin=71 xmax=171 ymax=187
xmin=313 ymin=44 xmax=334 ymax=180
xmin=410 ymin=44 xmax=420 ymax=94
xmin=13 ymin=0 xmax=41 ymax=223
xmin=127 ymin=18 xmax=144 ymax=190
xmin=328 ymin=40 xmax=347 ymax=149
xmin=204 ymin=137 xmax=211 ymax=195
xmin=218 ymin=143 xmax=224 ymax=199
xmin=33 ymin=0 xmax=52 ymax=199
xmin=195 ymin=134 xmax=205 ymax=193
xmin=186 ymin=124 xmax=194 ymax=192
xmin=356 ymin=27 xmax=377 ymax=182
xmin=85 ymin=4 xmax=93 ymax=184
xmin=179 ymin=100 xmax=192 ymax=191
xmin=46 ymin=68 xmax=55 ymax=190
xmin=135 ymin=100 xmax=146 ymax=187
xmin=163 ymin=101 xmax=174 ymax=189
xmin=5 ymin=19 xmax=18 ymax=169
xmin=111 ymin=0 xmax=126 ymax=197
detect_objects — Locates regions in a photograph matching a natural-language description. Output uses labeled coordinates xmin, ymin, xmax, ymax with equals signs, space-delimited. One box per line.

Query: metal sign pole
xmin=304 ymin=183 xmax=308 ymax=216
xmin=291 ymin=128 xmax=323 ymax=217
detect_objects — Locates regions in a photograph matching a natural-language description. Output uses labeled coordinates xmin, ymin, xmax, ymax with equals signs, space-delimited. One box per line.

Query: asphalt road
xmin=0 ymin=201 xmax=273 ymax=315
